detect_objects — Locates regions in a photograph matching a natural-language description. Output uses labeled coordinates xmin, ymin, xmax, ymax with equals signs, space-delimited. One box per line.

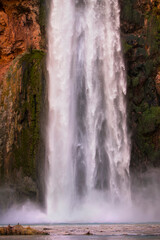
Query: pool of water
xmin=0 ymin=236 xmax=160 ymax=240
xmin=1 ymin=224 xmax=160 ymax=240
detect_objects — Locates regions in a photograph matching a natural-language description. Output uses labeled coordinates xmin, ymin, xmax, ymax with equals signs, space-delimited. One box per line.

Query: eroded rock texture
xmin=1 ymin=0 xmax=160 ymax=209
xmin=0 ymin=0 xmax=45 ymax=81
xmin=0 ymin=0 xmax=47 ymax=210
xmin=120 ymin=0 xmax=160 ymax=177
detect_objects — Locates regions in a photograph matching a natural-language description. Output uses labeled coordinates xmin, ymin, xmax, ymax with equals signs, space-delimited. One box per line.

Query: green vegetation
xmin=122 ymin=39 xmax=133 ymax=54
xmin=139 ymin=107 xmax=160 ymax=135
xmin=4 ymin=50 xmax=46 ymax=180
xmin=121 ymin=0 xmax=160 ymax=171
xmin=132 ymin=76 xmax=139 ymax=87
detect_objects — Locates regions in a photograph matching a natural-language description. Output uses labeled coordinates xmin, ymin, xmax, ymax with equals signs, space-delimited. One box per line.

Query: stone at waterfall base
xmin=0 ymin=224 xmax=49 ymax=235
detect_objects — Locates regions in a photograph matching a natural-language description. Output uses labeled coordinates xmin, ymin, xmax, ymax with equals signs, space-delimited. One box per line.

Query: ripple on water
xmin=1 ymin=224 xmax=160 ymax=240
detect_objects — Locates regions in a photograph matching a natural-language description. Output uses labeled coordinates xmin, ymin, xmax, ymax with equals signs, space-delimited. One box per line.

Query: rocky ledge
xmin=0 ymin=224 xmax=49 ymax=235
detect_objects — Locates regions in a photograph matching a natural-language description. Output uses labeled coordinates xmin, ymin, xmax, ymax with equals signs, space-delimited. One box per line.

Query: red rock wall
xmin=0 ymin=0 xmax=41 ymax=82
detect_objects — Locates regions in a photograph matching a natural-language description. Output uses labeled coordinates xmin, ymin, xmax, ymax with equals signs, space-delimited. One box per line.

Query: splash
xmin=1 ymin=0 xmax=160 ymax=225
xmin=46 ymin=0 xmax=130 ymax=222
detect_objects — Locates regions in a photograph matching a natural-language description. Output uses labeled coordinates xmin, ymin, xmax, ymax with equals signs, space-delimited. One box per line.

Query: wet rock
xmin=85 ymin=231 xmax=93 ymax=235
xmin=0 ymin=224 xmax=49 ymax=235
xmin=120 ymin=0 xmax=160 ymax=174
xmin=0 ymin=49 xmax=47 ymax=207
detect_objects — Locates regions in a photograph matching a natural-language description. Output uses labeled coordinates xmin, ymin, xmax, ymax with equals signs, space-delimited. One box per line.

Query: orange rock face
xmin=0 ymin=0 xmax=41 ymax=81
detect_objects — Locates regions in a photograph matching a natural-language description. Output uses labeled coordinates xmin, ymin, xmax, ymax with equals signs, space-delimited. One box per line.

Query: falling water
xmin=46 ymin=0 xmax=130 ymax=222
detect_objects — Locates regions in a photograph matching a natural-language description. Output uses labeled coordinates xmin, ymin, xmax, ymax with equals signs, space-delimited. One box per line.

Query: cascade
xmin=46 ymin=0 xmax=130 ymax=222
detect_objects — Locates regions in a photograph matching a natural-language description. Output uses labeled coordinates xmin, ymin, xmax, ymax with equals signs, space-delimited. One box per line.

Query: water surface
xmin=1 ymin=223 xmax=160 ymax=240
xmin=0 ymin=235 xmax=160 ymax=240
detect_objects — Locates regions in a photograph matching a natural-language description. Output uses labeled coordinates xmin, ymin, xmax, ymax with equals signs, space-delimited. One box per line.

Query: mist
xmin=0 ymin=168 xmax=160 ymax=224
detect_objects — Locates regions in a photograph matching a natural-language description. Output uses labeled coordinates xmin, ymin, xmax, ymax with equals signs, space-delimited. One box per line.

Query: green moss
xmin=132 ymin=102 xmax=150 ymax=121
xmin=132 ymin=76 xmax=139 ymax=87
xmin=121 ymin=0 xmax=143 ymax=27
xmin=122 ymin=39 xmax=132 ymax=54
xmin=136 ymin=134 xmax=154 ymax=155
xmin=135 ymin=48 xmax=147 ymax=58
xmin=5 ymin=50 xmax=46 ymax=180
xmin=146 ymin=14 xmax=160 ymax=55
xmin=144 ymin=60 xmax=154 ymax=78
xmin=132 ymin=105 xmax=160 ymax=170
xmin=121 ymin=0 xmax=160 ymax=171
xmin=122 ymin=0 xmax=132 ymax=22
xmin=139 ymin=107 xmax=160 ymax=135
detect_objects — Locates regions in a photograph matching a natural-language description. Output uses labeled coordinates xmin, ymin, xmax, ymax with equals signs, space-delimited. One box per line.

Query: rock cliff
xmin=120 ymin=0 xmax=160 ymax=178
xmin=0 ymin=0 xmax=47 ymax=209
xmin=0 ymin=0 xmax=45 ymax=81
xmin=1 ymin=0 xmax=160 ymax=209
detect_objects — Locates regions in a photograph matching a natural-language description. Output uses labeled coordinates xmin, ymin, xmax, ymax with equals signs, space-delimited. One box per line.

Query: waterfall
xmin=46 ymin=0 xmax=130 ymax=222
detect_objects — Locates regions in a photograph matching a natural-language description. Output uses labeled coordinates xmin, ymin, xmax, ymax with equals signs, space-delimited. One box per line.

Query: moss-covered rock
xmin=12 ymin=50 xmax=45 ymax=179
xmin=0 ymin=50 xmax=46 ymax=206
xmin=120 ymin=0 xmax=160 ymax=174
xmin=0 ymin=0 xmax=47 ymax=209
xmin=138 ymin=107 xmax=160 ymax=135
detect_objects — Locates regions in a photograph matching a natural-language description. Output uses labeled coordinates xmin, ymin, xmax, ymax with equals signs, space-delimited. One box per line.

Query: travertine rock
xmin=120 ymin=0 xmax=160 ymax=174
xmin=0 ymin=0 xmax=46 ymax=208
xmin=0 ymin=0 xmax=41 ymax=82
